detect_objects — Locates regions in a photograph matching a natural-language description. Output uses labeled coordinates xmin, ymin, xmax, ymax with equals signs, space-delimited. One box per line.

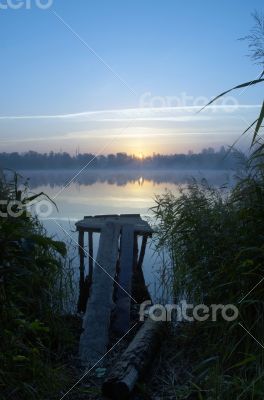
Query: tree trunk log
xmin=102 ymin=318 xmax=164 ymax=399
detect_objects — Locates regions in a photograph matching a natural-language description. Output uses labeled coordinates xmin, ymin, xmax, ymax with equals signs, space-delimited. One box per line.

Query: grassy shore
xmin=150 ymin=150 xmax=264 ymax=398
xmin=0 ymin=172 xmax=78 ymax=400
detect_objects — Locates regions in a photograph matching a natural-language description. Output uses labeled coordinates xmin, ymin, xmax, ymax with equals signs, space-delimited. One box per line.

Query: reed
xmin=151 ymin=13 xmax=264 ymax=398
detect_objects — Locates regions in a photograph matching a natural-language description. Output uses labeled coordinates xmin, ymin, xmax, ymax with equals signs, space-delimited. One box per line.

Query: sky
xmin=0 ymin=0 xmax=263 ymax=155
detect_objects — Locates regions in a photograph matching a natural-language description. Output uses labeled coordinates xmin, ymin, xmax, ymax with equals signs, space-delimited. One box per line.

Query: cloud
xmin=0 ymin=125 xmax=243 ymax=145
xmin=0 ymin=104 xmax=261 ymax=122
xmin=0 ymin=105 xmax=258 ymax=154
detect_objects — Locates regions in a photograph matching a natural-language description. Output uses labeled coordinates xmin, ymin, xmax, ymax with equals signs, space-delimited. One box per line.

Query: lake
xmin=19 ymin=169 xmax=234 ymax=303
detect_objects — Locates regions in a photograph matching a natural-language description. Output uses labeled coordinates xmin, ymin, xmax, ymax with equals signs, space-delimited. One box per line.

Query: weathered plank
xmin=79 ymin=222 xmax=120 ymax=366
xmin=76 ymin=214 xmax=153 ymax=236
xmin=113 ymin=224 xmax=135 ymax=335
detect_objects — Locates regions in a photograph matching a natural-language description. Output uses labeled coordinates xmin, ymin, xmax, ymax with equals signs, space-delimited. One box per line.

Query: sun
xmin=138 ymin=152 xmax=144 ymax=160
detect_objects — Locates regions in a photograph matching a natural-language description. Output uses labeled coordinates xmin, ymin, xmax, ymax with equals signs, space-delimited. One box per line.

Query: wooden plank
xmin=76 ymin=219 xmax=149 ymax=228
xmin=93 ymin=214 xmax=119 ymax=218
xmin=76 ymin=215 xmax=153 ymax=235
xmin=77 ymin=226 xmax=153 ymax=237
xmin=120 ymin=214 xmax=141 ymax=218
xmin=113 ymin=224 xmax=135 ymax=335
xmin=79 ymin=213 xmax=148 ymax=221
xmin=79 ymin=222 xmax=120 ymax=366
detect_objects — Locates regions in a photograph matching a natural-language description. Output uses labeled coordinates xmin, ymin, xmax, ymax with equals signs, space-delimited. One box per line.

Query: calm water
xmin=19 ymin=169 xmax=233 ymax=302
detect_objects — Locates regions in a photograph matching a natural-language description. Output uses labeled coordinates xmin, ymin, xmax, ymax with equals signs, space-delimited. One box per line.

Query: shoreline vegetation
xmin=2 ymin=144 xmax=264 ymax=399
xmin=0 ymin=173 xmax=79 ymax=399
xmin=145 ymin=14 xmax=264 ymax=398
xmin=0 ymin=147 xmax=241 ymax=171
xmin=149 ymin=162 xmax=264 ymax=398
xmin=2 ymin=139 xmax=264 ymax=399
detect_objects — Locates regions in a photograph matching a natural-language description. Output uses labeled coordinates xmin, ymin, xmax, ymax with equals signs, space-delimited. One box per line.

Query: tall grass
xmin=152 ymin=13 xmax=264 ymax=398
xmin=0 ymin=171 xmax=75 ymax=400
xmin=153 ymin=153 xmax=264 ymax=398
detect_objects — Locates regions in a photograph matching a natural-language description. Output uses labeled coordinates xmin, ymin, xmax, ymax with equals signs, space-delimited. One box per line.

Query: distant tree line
xmin=0 ymin=147 xmax=242 ymax=170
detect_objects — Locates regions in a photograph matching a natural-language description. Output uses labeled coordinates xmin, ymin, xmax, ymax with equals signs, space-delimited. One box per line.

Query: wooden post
xmin=77 ymin=230 xmax=85 ymax=312
xmin=133 ymin=233 xmax=139 ymax=269
xmin=103 ymin=318 xmax=164 ymax=399
xmin=88 ymin=231 xmax=93 ymax=281
xmin=132 ymin=234 xmax=152 ymax=303
xmin=138 ymin=235 xmax=148 ymax=270
xmin=79 ymin=232 xmax=94 ymax=313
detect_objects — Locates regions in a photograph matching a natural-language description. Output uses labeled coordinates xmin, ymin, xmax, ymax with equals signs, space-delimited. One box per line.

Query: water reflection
xmin=16 ymin=169 xmax=234 ymax=302
xmin=19 ymin=169 xmax=233 ymax=189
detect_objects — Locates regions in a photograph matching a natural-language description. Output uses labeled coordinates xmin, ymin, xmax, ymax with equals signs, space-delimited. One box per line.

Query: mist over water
xmin=19 ymin=169 xmax=234 ymax=301
xmin=20 ymin=168 xmax=234 ymax=189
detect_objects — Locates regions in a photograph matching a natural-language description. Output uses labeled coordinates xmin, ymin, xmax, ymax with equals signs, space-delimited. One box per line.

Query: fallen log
xmin=102 ymin=317 xmax=164 ymax=399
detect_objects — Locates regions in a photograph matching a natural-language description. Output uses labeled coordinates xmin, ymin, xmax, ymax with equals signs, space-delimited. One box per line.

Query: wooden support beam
xmin=79 ymin=222 xmax=120 ymax=366
xmin=132 ymin=235 xmax=152 ymax=304
xmin=138 ymin=235 xmax=148 ymax=270
xmin=79 ymin=232 xmax=94 ymax=313
xmin=77 ymin=230 xmax=85 ymax=313
xmin=78 ymin=230 xmax=85 ymax=285
xmin=88 ymin=231 xmax=93 ymax=281
xmin=102 ymin=318 xmax=164 ymax=399
xmin=133 ymin=233 xmax=139 ymax=269
xmin=113 ymin=224 xmax=135 ymax=335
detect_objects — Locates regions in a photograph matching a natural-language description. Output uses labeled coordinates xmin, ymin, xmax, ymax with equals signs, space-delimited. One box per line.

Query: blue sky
xmin=0 ymin=0 xmax=263 ymax=154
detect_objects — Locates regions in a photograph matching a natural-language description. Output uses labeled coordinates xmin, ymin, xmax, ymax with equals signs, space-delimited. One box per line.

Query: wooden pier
xmin=75 ymin=214 xmax=153 ymax=365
